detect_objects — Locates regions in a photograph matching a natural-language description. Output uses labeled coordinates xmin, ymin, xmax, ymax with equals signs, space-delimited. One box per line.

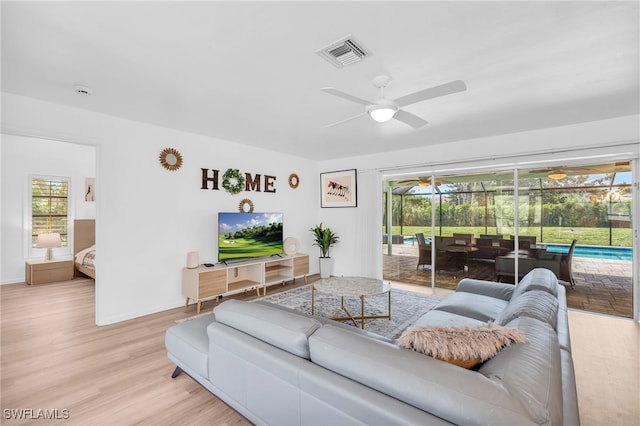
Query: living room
xmin=1 ymin=1 xmax=638 ymax=425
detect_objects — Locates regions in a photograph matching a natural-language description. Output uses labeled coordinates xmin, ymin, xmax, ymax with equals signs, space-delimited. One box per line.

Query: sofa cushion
xmin=412 ymin=309 xmax=485 ymax=328
xmin=309 ymin=325 xmax=548 ymax=425
xmin=432 ymin=292 xmax=509 ymax=322
xmin=396 ymin=323 xmax=527 ymax=369
xmin=479 ymin=317 xmax=563 ymax=426
xmin=512 ymin=268 xmax=559 ymax=299
xmin=496 ymin=289 xmax=559 ymax=329
xmin=213 ymin=299 xmax=321 ymax=359
xmin=455 ymin=278 xmax=514 ymax=301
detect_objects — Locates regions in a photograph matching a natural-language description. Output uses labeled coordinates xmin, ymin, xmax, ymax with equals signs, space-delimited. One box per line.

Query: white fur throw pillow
xmin=396 ymin=323 xmax=528 ymax=369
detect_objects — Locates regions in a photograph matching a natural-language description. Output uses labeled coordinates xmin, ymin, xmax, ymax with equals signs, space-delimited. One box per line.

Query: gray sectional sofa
xmin=165 ymin=268 xmax=579 ymax=425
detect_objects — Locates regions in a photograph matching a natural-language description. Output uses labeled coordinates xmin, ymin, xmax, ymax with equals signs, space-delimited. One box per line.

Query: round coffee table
xmin=311 ymin=277 xmax=391 ymax=329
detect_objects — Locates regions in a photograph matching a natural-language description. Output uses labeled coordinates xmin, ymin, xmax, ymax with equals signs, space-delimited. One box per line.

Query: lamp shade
xmin=36 ymin=233 xmax=61 ymax=261
xmin=36 ymin=233 xmax=61 ymax=248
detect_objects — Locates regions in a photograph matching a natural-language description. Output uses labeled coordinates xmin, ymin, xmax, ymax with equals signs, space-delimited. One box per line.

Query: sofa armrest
xmin=455 ymin=278 xmax=514 ymax=301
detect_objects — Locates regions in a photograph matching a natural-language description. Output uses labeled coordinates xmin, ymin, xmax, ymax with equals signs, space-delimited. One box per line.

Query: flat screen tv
xmin=218 ymin=212 xmax=284 ymax=262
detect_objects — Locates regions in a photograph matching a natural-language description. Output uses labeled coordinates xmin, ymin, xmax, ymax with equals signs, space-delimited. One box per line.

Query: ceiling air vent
xmin=316 ymin=35 xmax=370 ymax=68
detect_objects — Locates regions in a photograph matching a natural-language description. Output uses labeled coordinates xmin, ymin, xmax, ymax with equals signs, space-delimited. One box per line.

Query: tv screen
xmin=218 ymin=212 xmax=284 ymax=262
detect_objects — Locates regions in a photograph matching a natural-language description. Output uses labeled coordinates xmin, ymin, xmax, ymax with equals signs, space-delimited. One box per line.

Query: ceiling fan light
xmin=548 ymin=172 xmax=567 ymax=180
xmin=368 ymin=105 xmax=397 ymax=123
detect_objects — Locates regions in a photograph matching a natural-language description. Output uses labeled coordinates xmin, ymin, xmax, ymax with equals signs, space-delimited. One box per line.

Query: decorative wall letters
xmin=201 ymin=168 xmax=277 ymax=194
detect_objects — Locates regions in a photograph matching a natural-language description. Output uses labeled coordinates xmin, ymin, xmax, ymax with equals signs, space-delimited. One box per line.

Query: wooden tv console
xmin=182 ymin=253 xmax=309 ymax=313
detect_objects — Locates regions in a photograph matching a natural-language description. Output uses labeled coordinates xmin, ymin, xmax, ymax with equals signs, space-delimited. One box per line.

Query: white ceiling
xmin=2 ymin=1 xmax=638 ymax=161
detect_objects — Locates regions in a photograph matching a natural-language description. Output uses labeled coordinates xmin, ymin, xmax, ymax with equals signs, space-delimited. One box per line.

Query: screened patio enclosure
xmin=382 ymin=161 xmax=633 ymax=317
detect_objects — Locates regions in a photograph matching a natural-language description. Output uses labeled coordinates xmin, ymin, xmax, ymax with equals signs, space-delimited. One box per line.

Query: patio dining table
xmin=444 ymin=244 xmax=479 ymax=273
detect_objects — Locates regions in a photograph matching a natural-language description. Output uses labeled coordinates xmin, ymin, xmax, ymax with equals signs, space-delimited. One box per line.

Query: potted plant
xmin=310 ymin=223 xmax=339 ymax=278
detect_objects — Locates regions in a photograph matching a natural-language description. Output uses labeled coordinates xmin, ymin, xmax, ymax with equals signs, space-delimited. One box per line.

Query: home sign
xmin=201 ymin=168 xmax=276 ymax=195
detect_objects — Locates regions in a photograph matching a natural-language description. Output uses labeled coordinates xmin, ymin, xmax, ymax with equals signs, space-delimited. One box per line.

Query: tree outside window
xmin=31 ymin=177 xmax=69 ymax=248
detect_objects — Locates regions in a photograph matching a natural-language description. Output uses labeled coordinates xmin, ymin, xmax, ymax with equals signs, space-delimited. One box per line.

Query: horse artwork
xmin=327 ymin=180 xmax=350 ymax=198
xmin=320 ymin=169 xmax=357 ymax=208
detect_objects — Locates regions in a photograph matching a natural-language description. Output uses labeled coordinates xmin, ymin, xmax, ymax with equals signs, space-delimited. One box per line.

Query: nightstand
xmin=25 ymin=259 xmax=74 ymax=285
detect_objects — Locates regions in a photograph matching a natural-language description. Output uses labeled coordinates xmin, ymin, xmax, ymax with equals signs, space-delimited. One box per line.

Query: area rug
xmin=257 ymin=284 xmax=443 ymax=340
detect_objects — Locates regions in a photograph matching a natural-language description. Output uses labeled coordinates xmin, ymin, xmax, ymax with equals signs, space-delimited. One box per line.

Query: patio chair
xmin=416 ymin=234 xmax=453 ymax=271
xmin=479 ymin=233 xmax=503 ymax=240
xmin=495 ymin=254 xmax=538 ymax=282
xmin=416 ymin=233 xmax=432 ymax=269
xmin=510 ymin=235 xmax=537 ymax=244
xmin=470 ymin=237 xmax=499 ymax=261
xmin=499 ymin=238 xmax=514 ymax=251
xmin=452 ymin=233 xmax=473 ymax=246
xmin=559 ymin=239 xmax=577 ymax=288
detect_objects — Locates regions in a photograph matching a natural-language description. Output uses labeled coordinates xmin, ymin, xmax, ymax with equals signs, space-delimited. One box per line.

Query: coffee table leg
xmin=360 ymin=295 xmax=365 ymax=329
xmin=311 ymin=285 xmax=315 ymax=315
xmin=338 ymin=296 xmax=358 ymax=328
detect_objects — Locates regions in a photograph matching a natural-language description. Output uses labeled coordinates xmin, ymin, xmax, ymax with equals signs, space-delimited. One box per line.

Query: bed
xmin=74 ymin=219 xmax=96 ymax=279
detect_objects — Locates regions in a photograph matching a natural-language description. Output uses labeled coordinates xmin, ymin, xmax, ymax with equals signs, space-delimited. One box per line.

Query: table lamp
xmin=36 ymin=233 xmax=61 ymax=261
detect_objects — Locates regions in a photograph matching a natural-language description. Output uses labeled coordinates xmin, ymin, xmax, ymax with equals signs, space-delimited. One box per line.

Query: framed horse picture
xmin=320 ymin=169 xmax=357 ymax=208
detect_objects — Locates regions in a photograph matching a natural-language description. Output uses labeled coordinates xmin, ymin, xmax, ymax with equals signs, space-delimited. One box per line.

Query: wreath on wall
xmin=238 ymin=198 xmax=254 ymax=213
xmin=222 ymin=168 xmax=245 ymax=194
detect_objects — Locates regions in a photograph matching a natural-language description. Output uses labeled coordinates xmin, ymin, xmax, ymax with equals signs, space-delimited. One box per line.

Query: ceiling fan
xmin=525 ymin=164 xmax=623 ymax=180
xmin=321 ymin=75 xmax=466 ymax=128
xmin=393 ymin=176 xmax=433 ymax=187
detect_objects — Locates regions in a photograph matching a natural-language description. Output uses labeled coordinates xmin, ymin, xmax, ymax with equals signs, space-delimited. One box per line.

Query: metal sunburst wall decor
xmin=159 ymin=148 xmax=183 ymax=171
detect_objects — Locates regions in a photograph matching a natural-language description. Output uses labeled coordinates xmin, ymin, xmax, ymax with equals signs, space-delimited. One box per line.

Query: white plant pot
xmin=319 ymin=257 xmax=334 ymax=278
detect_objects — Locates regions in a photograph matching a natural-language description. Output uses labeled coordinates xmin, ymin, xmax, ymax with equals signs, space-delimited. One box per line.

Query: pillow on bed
xmin=396 ymin=322 xmax=528 ymax=369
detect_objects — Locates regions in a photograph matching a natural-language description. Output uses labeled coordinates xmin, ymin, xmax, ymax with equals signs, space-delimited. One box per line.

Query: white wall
xmin=1 ymin=93 xmax=319 ymax=325
xmin=1 ymin=135 xmax=96 ymax=282
xmin=317 ymin=115 xmax=639 ymax=318
xmin=3 ymin=92 xmax=638 ymax=322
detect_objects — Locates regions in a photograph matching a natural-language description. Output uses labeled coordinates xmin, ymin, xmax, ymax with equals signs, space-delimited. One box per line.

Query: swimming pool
xmin=545 ymin=244 xmax=632 ymax=261
xmin=397 ymin=235 xmax=632 ymax=261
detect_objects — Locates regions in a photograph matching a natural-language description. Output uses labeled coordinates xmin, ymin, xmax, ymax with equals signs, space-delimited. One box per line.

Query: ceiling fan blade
xmin=320 ymin=87 xmax=372 ymax=105
xmin=394 ymin=80 xmax=467 ymax=107
xmin=393 ymin=110 xmax=428 ymax=128
xmin=325 ymin=112 xmax=366 ymax=128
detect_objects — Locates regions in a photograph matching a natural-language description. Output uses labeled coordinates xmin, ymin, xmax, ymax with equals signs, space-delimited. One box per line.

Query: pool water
xmin=397 ymin=235 xmax=632 ymax=261
xmin=545 ymin=244 xmax=632 ymax=261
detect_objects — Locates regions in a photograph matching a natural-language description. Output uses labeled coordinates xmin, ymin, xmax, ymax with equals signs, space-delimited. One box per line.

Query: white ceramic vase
xmin=319 ymin=257 xmax=334 ymax=278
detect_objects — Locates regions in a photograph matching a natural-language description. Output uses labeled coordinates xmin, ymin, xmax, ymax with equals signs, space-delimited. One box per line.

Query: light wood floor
xmin=1 ymin=278 xmax=638 ymax=425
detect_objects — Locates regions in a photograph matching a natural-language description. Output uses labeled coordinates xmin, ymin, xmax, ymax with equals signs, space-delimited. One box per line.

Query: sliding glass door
xmin=382 ymin=160 xmax=634 ymax=317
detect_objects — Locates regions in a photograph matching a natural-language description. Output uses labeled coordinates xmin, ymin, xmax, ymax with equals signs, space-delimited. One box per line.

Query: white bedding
xmin=75 ymin=245 xmax=96 ymax=268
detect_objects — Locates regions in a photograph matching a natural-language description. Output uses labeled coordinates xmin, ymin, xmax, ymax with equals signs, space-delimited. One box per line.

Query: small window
xmin=31 ymin=176 xmax=69 ymax=248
